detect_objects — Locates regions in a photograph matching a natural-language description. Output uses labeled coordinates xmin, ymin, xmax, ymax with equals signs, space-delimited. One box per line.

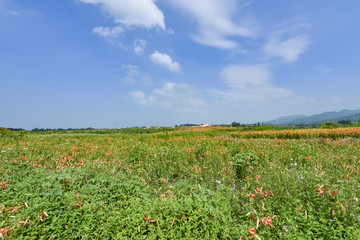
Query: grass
xmin=1 ymin=128 xmax=360 ymax=239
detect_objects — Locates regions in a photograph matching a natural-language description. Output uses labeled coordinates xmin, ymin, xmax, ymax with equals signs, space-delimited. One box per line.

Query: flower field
xmin=1 ymin=128 xmax=360 ymax=239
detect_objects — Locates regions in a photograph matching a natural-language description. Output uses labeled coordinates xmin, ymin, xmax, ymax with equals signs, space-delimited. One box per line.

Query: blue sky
xmin=1 ymin=0 xmax=360 ymax=129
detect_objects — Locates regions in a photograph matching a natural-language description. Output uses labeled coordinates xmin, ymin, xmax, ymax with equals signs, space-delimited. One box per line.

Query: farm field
xmin=1 ymin=128 xmax=360 ymax=239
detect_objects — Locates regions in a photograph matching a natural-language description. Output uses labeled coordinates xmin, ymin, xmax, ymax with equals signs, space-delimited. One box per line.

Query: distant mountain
xmin=265 ymin=115 xmax=307 ymax=125
xmin=265 ymin=109 xmax=360 ymax=125
xmin=326 ymin=113 xmax=360 ymax=123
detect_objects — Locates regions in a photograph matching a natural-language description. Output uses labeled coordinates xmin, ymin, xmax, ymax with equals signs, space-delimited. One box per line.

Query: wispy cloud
xmin=315 ymin=66 xmax=333 ymax=73
xmin=130 ymin=82 xmax=205 ymax=111
xmin=130 ymin=91 xmax=153 ymax=105
xmin=264 ymin=23 xmax=311 ymax=62
xmin=80 ymin=0 xmax=165 ymax=39
xmin=0 ymin=0 xmax=39 ymax=16
xmin=133 ymin=39 xmax=147 ymax=55
xmin=119 ymin=65 xmax=153 ymax=86
xmin=168 ymin=0 xmax=256 ymax=49
xmin=211 ymin=64 xmax=294 ymax=102
xmin=167 ymin=28 xmax=175 ymax=35
xmin=92 ymin=26 xmax=123 ymax=39
xmin=149 ymin=51 xmax=181 ymax=72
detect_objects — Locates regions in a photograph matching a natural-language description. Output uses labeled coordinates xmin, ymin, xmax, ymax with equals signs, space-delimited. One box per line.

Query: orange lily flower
xmin=248 ymin=228 xmax=256 ymax=238
xmin=1 ymin=181 xmax=9 ymax=190
xmin=266 ymin=190 xmax=274 ymax=197
xmin=262 ymin=216 xmax=272 ymax=226
xmin=248 ymin=193 xmax=255 ymax=198
xmin=317 ymin=187 xmax=325 ymax=196
xmin=0 ymin=227 xmax=14 ymax=238
xmin=17 ymin=216 xmax=30 ymax=226
xmin=143 ymin=216 xmax=156 ymax=223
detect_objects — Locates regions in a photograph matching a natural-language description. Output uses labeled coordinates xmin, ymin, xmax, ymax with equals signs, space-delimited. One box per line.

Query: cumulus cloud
xmin=130 ymin=82 xmax=205 ymax=111
xmin=80 ymin=0 xmax=165 ymax=39
xmin=264 ymin=23 xmax=311 ymax=62
xmin=168 ymin=0 xmax=256 ymax=49
xmin=149 ymin=51 xmax=181 ymax=72
xmin=133 ymin=39 xmax=147 ymax=55
xmin=211 ymin=64 xmax=294 ymax=101
xmin=119 ymin=65 xmax=153 ymax=85
xmin=80 ymin=0 xmax=164 ymax=29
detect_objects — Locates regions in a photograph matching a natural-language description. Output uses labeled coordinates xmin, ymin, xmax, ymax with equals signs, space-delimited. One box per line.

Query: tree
xmin=321 ymin=121 xmax=339 ymax=129
xmin=231 ymin=122 xmax=241 ymax=127
xmin=338 ymin=119 xmax=352 ymax=125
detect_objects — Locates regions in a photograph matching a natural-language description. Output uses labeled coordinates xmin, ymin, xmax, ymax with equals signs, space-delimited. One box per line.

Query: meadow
xmin=1 ymin=127 xmax=360 ymax=239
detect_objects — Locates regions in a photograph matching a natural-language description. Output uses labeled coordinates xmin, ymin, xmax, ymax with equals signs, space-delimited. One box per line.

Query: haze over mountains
xmin=265 ymin=109 xmax=360 ymax=125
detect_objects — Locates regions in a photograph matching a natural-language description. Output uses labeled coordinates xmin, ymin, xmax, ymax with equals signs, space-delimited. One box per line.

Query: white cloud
xmin=80 ymin=0 xmax=164 ymax=43
xmin=130 ymin=91 xmax=151 ymax=105
xmin=0 ymin=0 xmax=39 ymax=16
xmin=120 ymin=64 xmax=153 ymax=85
xmin=220 ymin=64 xmax=270 ymax=89
xmin=92 ymin=26 xmax=123 ymax=38
xmin=264 ymin=23 xmax=311 ymax=62
xmin=130 ymin=82 xmax=205 ymax=111
xmin=315 ymin=66 xmax=333 ymax=73
xmin=309 ymin=99 xmax=326 ymax=104
xmin=264 ymin=35 xmax=309 ymax=62
xmin=133 ymin=39 xmax=147 ymax=55
xmin=167 ymin=28 xmax=175 ymax=35
xmin=80 ymin=0 xmax=165 ymax=29
xmin=211 ymin=64 xmax=294 ymax=102
xmin=149 ymin=51 xmax=180 ymax=72
xmin=168 ymin=0 xmax=256 ymax=49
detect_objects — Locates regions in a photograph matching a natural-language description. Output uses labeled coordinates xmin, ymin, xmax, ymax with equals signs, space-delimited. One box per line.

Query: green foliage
xmin=0 ymin=128 xmax=29 ymax=145
xmin=231 ymin=153 xmax=259 ymax=181
xmin=0 ymin=127 xmax=15 ymax=137
xmin=321 ymin=121 xmax=340 ymax=129
xmin=0 ymin=130 xmax=360 ymax=239
xmin=338 ymin=119 xmax=352 ymax=126
xmin=231 ymin=122 xmax=241 ymax=127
